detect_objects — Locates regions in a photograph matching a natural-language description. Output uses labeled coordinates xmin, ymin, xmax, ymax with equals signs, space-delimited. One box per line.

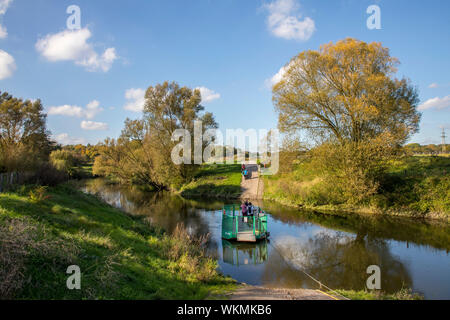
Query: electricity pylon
xmin=442 ymin=128 xmax=447 ymax=154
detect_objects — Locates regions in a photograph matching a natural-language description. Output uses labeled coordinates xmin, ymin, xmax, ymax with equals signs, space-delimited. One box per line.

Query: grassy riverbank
xmin=335 ymin=289 xmax=423 ymax=300
xmin=264 ymin=156 xmax=450 ymax=221
xmin=180 ymin=164 xmax=242 ymax=198
xmin=0 ymin=183 xmax=236 ymax=299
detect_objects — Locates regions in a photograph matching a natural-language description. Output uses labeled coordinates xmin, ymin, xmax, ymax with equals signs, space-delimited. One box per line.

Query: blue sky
xmin=0 ymin=0 xmax=449 ymax=145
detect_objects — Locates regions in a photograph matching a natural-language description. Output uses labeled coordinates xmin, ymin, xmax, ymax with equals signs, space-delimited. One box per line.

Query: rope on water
xmin=268 ymin=240 xmax=351 ymax=300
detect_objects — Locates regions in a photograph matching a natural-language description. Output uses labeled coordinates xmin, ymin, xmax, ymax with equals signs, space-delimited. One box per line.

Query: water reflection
xmin=80 ymin=179 xmax=450 ymax=299
xmin=82 ymin=179 xmax=219 ymax=236
xmin=222 ymin=240 xmax=269 ymax=266
xmin=269 ymin=232 xmax=412 ymax=292
xmin=262 ymin=201 xmax=450 ymax=251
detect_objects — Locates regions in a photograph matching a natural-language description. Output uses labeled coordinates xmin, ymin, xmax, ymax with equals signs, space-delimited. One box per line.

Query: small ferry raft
xmin=221 ymin=204 xmax=270 ymax=243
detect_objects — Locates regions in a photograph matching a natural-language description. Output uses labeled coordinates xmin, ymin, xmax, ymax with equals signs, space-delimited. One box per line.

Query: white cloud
xmin=35 ymin=28 xmax=117 ymax=72
xmin=124 ymin=86 xmax=220 ymax=111
xmin=264 ymin=0 xmax=315 ymax=41
xmin=48 ymin=104 xmax=84 ymax=117
xmin=0 ymin=49 xmax=15 ymax=79
xmin=85 ymin=100 xmax=103 ymax=119
xmin=0 ymin=24 xmax=7 ymax=39
xmin=81 ymin=120 xmax=108 ymax=131
xmin=0 ymin=0 xmax=12 ymax=15
xmin=266 ymin=65 xmax=289 ymax=88
xmin=124 ymin=88 xmax=146 ymax=112
xmin=196 ymin=87 xmax=221 ymax=104
xmin=53 ymin=133 xmax=87 ymax=145
xmin=48 ymin=100 xmax=103 ymax=119
xmin=265 ymin=60 xmax=299 ymax=89
xmin=0 ymin=0 xmax=13 ymax=39
xmin=428 ymin=82 xmax=450 ymax=89
xmin=418 ymin=96 xmax=450 ymax=111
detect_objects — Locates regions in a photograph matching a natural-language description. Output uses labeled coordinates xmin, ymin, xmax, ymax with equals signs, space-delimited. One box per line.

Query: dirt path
xmin=230 ymin=285 xmax=337 ymax=300
xmin=240 ymin=163 xmax=263 ymax=200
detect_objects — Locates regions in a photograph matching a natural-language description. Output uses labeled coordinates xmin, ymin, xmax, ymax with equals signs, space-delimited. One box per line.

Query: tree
xmin=0 ymin=91 xmax=53 ymax=172
xmin=273 ymin=38 xmax=421 ymax=147
xmin=404 ymin=143 xmax=421 ymax=155
xmin=94 ymin=81 xmax=218 ymax=190
xmin=143 ymin=81 xmax=217 ymax=185
xmin=272 ymin=39 xmax=422 ymax=203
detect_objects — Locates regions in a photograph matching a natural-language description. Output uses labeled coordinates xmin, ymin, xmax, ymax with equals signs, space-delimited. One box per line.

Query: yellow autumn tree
xmin=272 ymin=38 xmax=421 ymax=204
xmin=273 ymin=38 xmax=420 ymax=145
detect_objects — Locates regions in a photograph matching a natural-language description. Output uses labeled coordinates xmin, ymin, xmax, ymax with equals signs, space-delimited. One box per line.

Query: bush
xmin=29 ymin=186 xmax=51 ymax=203
xmin=307 ymin=140 xmax=393 ymax=205
xmin=265 ymin=136 xmax=402 ymax=207
xmin=28 ymin=163 xmax=68 ymax=186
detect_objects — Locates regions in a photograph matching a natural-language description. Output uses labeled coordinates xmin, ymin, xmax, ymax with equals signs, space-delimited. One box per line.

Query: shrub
xmin=29 ymin=186 xmax=51 ymax=203
xmin=28 ymin=162 xmax=68 ymax=186
xmin=0 ymin=218 xmax=79 ymax=299
xmin=308 ymin=140 xmax=393 ymax=205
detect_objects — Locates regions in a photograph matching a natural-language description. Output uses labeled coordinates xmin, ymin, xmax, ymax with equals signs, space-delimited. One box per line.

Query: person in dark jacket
xmin=248 ymin=202 xmax=253 ymax=216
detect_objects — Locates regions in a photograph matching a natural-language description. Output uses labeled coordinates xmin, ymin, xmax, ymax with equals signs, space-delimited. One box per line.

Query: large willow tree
xmin=272 ymin=39 xmax=422 ymax=203
xmin=94 ymin=81 xmax=217 ymax=190
xmin=273 ymin=38 xmax=421 ymax=146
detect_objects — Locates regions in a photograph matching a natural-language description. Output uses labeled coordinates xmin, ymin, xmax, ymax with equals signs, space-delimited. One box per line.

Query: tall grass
xmin=160 ymin=224 xmax=217 ymax=282
xmin=335 ymin=288 xmax=423 ymax=300
xmin=0 ymin=217 xmax=79 ymax=299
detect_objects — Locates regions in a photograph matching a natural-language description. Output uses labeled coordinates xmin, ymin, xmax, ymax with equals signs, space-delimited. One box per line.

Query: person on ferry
xmin=247 ymin=202 xmax=253 ymax=216
xmin=241 ymin=202 xmax=248 ymax=216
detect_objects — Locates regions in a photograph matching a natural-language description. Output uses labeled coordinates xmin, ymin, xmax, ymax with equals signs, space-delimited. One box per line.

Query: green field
xmin=0 ymin=183 xmax=236 ymax=299
xmin=264 ymin=156 xmax=450 ymax=220
xmin=180 ymin=164 xmax=242 ymax=198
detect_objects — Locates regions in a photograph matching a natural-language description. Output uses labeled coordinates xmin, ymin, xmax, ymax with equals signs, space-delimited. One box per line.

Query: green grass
xmin=0 ymin=183 xmax=236 ymax=299
xmin=335 ymin=289 xmax=423 ymax=300
xmin=375 ymin=156 xmax=450 ymax=217
xmin=264 ymin=156 xmax=450 ymax=220
xmin=180 ymin=164 xmax=242 ymax=198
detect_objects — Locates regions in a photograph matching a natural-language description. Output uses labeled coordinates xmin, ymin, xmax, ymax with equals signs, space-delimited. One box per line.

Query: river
xmin=81 ymin=179 xmax=450 ymax=300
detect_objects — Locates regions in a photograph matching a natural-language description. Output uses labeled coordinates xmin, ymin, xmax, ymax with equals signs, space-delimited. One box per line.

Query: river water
xmin=81 ymin=179 xmax=450 ymax=300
